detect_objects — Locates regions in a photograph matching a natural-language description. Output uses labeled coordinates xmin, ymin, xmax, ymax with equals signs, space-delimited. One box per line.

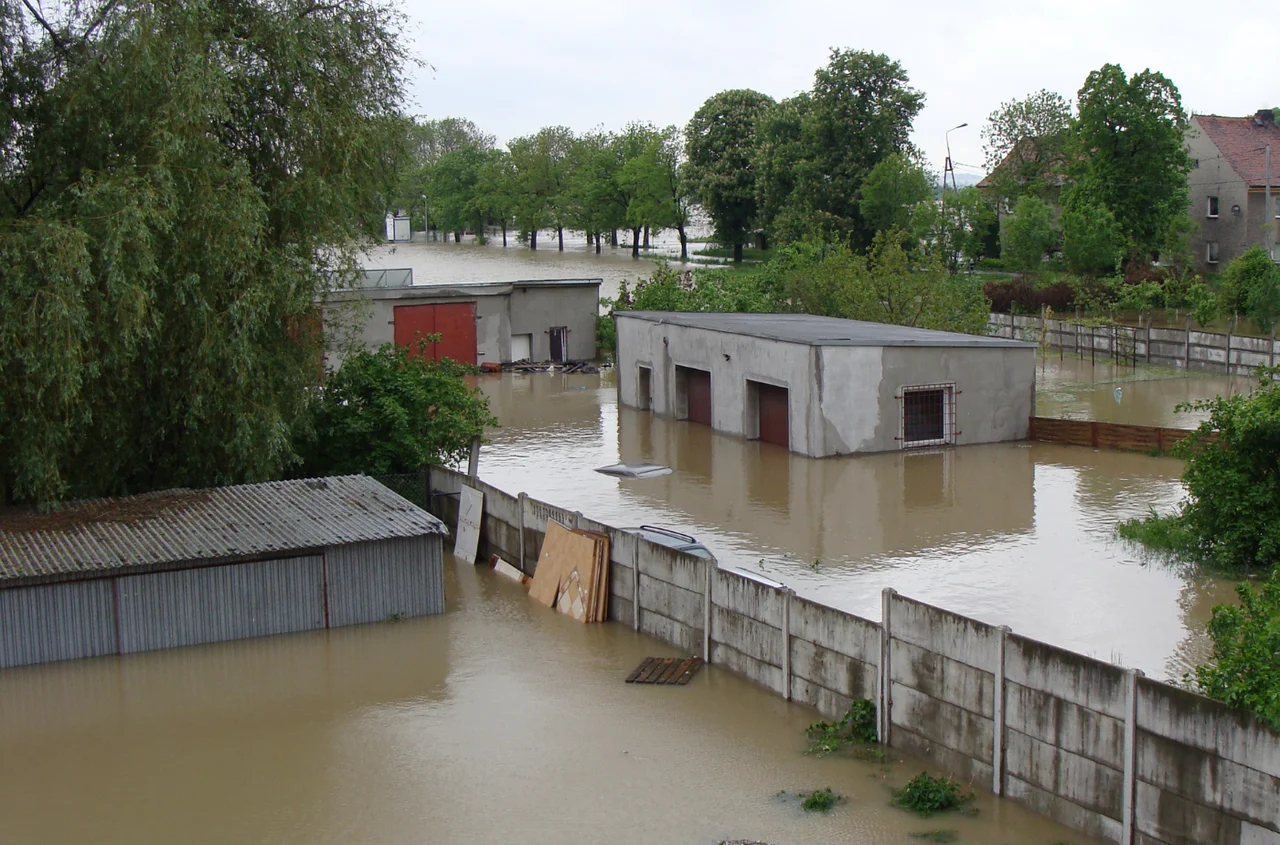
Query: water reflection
xmin=477 ymin=372 xmax=1238 ymax=681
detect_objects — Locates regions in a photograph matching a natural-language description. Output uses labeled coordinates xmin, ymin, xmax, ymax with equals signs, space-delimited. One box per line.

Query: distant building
xmin=0 ymin=476 xmax=447 ymax=669
xmin=615 ymin=312 xmax=1036 ymax=457
xmin=1187 ymin=111 xmax=1280 ymax=271
xmin=321 ymin=271 xmax=602 ymax=368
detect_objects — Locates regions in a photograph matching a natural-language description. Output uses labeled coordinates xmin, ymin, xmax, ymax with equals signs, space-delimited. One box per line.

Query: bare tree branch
xmin=19 ymin=0 xmax=70 ymax=57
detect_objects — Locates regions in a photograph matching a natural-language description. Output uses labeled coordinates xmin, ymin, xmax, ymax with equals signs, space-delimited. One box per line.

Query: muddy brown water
xmin=476 ymin=360 xmax=1242 ymax=683
xmin=0 ymin=558 xmax=1103 ymax=845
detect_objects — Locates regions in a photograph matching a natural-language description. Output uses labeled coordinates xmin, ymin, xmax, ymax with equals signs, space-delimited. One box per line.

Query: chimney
xmin=1256 ymin=109 xmax=1276 ymax=126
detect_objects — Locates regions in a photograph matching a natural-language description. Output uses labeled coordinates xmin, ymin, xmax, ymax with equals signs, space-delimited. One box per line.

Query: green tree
xmin=0 ymin=0 xmax=407 ymax=506
xmin=1121 ymin=366 xmax=1280 ymax=570
xmin=979 ymin=90 xmax=1072 ymax=206
xmin=1061 ymin=198 xmax=1125 ymax=277
xmin=1000 ymin=197 xmax=1057 ymax=277
xmin=1191 ymin=572 xmax=1280 ymax=730
xmin=684 ymin=89 xmax=775 ymax=262
xmin=859 ymin=153 xmax=933 ymax=235
xmin=398 ymin=117 xmax=495 ymax=229
xmin=1221 ymin=246 xmax=1280 ymax=329
xmin=756 ymin=49 xmax=925 ymax=250
xmin=912 ymin=187 xmax=996 ymax=274
xmin=428 ymin=147 xmax=486 ymax=241
xmin=508 ymin=126 xmax=575 ymax=250
xmin=298 ymin=342 xmax=497 ymax=475
xmin=472 ymin=149 xmax=518 ymax=246
xmin=1068 ymin=64 xmax=1191 ymax=262
xmin=752 ymin=95 xmax=813 ymax=246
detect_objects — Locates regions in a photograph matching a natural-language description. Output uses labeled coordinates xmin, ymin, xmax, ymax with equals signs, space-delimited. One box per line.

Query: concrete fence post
xmin=1226 ymin=318 xmax=1234 ymax=375
xmin=1271 ymin=327 xmax=1276 ymax=367
xmin=781 ymin=588 xmax=793 ymax=701
xmin=1184 ymin=313 xmax=1192 ymax=369
xmin=517 ymin=492 xmax=528 ymax=572
xmin=702 ymin=561 xmax=713 ymax=662
xmin=878 ymin=588 xmax=897 ymax=745
xmin=1122 ymin=667 xmax=1143 ymax=845
xmin=992 ymin=625 xmax=1011 ymax=796
xmin=631 ymin=541 xmax=641 ymax=631
xmin=572 ymin=511 xmax=582 ymax=531
xmin=1146 ymin=322 xmax=1152 ymax=363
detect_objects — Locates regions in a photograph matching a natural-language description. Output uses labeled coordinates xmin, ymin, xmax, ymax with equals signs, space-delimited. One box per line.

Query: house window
xmin=1206 ymin=241 xmax=1220 ymax=264
xmin=1206 ymin=196 xmax=1219 ymax=218
xmin=899 ymin=384 xmax=957 ymax=448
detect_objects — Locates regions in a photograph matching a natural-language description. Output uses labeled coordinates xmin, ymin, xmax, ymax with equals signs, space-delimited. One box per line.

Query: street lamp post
xmin=944 ymin=123 xmax=968 ymax=195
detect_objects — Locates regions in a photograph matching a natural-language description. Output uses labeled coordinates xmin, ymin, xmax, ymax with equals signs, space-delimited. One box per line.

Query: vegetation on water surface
xmin=799 ymin=787 xmax=843 ymax=812
xmin=805 ymin=699 xmax=878 ymax=756
xmin=891 ymin=772 xmax=975 ymax=817
xmin=908 ymin=831 xmax=958 ymax=843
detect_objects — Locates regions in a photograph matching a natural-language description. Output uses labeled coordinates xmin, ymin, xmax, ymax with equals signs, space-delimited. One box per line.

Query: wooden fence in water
xmin=1029 ymin=416 xmax=1198 ymax=455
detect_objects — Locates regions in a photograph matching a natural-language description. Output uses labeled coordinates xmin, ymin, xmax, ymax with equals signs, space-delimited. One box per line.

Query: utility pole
xmin=1266 ymin=145 xmax=1272 ymax=260
xmin=944 ymin=123 xmax=968 ymax=195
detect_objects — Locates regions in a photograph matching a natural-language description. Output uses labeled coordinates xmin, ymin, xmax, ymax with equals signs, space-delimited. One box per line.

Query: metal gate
xmin=393 ymin=303 xmax=477 ymax=365
xmin=756 ymin=383 xmax=789 ymax=448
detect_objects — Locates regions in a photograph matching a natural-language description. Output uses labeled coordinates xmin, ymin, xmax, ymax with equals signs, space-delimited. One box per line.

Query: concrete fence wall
xmin=429 ymin=466 xmax=1280 ymax=845
xmin=989 ymin=312 xmax=1277 ymax=376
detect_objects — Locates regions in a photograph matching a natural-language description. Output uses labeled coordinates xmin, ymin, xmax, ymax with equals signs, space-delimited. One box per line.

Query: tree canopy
xmin=684 ymin=88 xmax=775 ymax=262
xmin=1066 ymin=64 xmax=1191 ymax=262
xmin=0 ymin=0 xmax=407 ymax=506
xmin=980 ymin=90 xmax=1072 ymax=205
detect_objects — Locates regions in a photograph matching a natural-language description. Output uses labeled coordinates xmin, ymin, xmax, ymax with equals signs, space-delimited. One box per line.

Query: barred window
xmin=899 ymin=384 xmax=957 ymax=448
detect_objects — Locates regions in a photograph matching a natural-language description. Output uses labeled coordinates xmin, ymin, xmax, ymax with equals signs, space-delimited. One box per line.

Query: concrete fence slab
xmin=1005 ymin=680 xmax=1126 ymax=769
xmin=790 ymin=678 xmax=854 ymax=722
xmin=712 ymin=640 xmax=784 ymax=695
xmin=891 ymin=594 xmax=999 ymax=671
xmin=1005 ymin=634 xmax=1128 ymax=720
xmin=891 ymin=638 xmax=995 ymax=719
xmin=1005 ymin=728 xmax=1125 ymax=820
xmin=1137 ymin=678 xmax=1280 ymax=779
xmin=713 ymin=569 xmax=782 ymax=625
xmin=638 ymin=575 xmax=703 ymax=628
xmin=1005 ymin=775 xmax=1124 ymax=845
xmin=789 ymin=596 xmax=880 ymax=665
xmin=638 ymin=609 xmax=702 ymax=656
xmin=789 ymin=636 xmax=877 ymax=702
xmin=712 ymin=605 xmax=783 ymax=666
xmin=1137 ymin=729 xmax=1280 ymax=828
xmin=635 ymin=544 xmax=706 ymax=594
xmin=1135 ymin=780 xmax=1242 ymax=845
xmin=891 ymin=681 xmax=994 ymax=765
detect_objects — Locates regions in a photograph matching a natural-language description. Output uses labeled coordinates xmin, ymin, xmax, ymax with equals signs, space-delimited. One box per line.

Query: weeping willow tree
xmin=0 ymin=0 xmax=409 ymax=505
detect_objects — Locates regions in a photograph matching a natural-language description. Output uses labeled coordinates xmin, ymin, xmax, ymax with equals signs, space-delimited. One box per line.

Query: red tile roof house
xmin=1187 ymin=110 xmax=1280 ymax=272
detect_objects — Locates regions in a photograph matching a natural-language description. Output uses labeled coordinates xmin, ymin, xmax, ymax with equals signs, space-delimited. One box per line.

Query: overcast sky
xmin=400 ymin=0 xmax=1276 ymax=181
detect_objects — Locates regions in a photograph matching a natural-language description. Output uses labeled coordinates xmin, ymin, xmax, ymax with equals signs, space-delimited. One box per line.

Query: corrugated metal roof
xmin=0 ymin=476 xmax=446 ymax=583
xmin=618 ymin=311 xmax=1036 ymax=348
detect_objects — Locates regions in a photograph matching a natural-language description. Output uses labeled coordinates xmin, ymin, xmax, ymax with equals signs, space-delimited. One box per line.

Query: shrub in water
xmin=892 ymin=772 xmax=974 ymax=817
xmin=800 ymin=787 xmax=842 ymax=812
xmin=804 ymin=699 xmax=878 ymax=755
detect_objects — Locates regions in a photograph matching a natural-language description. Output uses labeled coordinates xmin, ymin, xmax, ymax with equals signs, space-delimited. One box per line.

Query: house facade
xmin=1187 ymin=111 xmax=1280 ymax=272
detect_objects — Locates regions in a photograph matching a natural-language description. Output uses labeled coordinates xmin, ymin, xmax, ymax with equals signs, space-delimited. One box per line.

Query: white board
xmin=454 ymin=485 xmax=484 ymax=563
xmin=511 ymin=333 xmax=532 ymax=362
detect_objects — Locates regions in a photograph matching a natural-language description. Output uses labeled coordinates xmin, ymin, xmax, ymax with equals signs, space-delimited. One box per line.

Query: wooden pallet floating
xmin=625 ymin=656 xmax=704 ymax=685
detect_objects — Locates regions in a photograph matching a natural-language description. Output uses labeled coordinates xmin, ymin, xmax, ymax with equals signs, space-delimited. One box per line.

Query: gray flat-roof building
xmin=0 ymin=476 xmax=447 ymax=669
xmin=321 ymin=272 xmax=602 ymax=369
xmin=616 ymin=312 xmax=1036 ymax=457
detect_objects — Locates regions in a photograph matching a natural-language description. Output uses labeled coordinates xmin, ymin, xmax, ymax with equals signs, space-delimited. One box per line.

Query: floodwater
xmin=0 ymin=558 xmax=1100 ymax=845
xmin=359 ymin=227 xmax=705 ymax=303
xmin=475 ymin=362 xmax=1240 ymax=684
xmin=1033 ymin=353 xmax=1252 ymax=427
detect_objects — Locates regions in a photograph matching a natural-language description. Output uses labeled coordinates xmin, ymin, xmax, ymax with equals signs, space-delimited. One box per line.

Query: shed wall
xmin=0 ymin=537 xmax=444 ymax=669
xmin=510 ymin=285 xmax=599 ymax=361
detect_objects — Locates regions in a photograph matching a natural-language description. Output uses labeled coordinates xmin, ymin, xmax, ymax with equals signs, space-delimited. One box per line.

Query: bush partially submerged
xmin=800 ymin=787 xmax=843 ymax=812
xmin=891 ymin=772 xmax=974 ymax=817
xmin=805 ymin=699 xmax=878 ymax=756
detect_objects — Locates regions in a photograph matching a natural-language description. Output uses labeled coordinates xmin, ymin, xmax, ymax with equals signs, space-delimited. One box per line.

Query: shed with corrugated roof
xmin=0 ymin=475 xmax=448 ymax=669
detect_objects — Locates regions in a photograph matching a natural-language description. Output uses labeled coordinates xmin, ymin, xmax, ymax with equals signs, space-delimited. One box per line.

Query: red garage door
xmin=756 ymin=383 xmax=789 ymax=448
xmin=681 ymin=367 xmax=712 ymax=426
xmin=393 ymin=303 xmax=477 ymax=365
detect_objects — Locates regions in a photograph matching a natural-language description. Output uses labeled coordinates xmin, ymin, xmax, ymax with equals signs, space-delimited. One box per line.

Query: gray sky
xmin=401 ymin=0 xmax=1276 ymax=182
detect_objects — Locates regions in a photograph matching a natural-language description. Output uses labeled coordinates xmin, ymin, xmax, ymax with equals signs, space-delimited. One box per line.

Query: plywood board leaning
xmin=453 ymin=485 xmax=484 ymax=563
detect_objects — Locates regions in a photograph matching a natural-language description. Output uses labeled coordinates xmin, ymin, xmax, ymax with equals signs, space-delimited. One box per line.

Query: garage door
xmin=756 ymin=383 xmax=789 ymax=448
xmin=682 ymin=367 xmax=712 ymax=426
xmin=393 ymin=303 xmax=477 ymax=365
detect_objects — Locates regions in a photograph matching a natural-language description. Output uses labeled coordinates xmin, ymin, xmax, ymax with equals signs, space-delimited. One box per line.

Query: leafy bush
xmin=1190 ymin=571 xmax=1280 ymax=730
xmin=1221 ymin=247 xmax=1280 ymax=329
xmin=891 ymin=772 xmax=974 ymax=817
xmin=800 ymin=787 xmax=843 ymax=812
xmin=1119 ymin=365 xmax=1280 ymax=571
xmin=805 ymin=699 xmax=878 ymax=755
xmin=1062 ymin=199 xmax=1124 ymax=277
xmin=1000 ymin=196 xmax=1057 ymax=277
xmin=982 ymin=280 xmax=1075 ymax=314
xmin=297 ymin=341 xmax=497 ymax=475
